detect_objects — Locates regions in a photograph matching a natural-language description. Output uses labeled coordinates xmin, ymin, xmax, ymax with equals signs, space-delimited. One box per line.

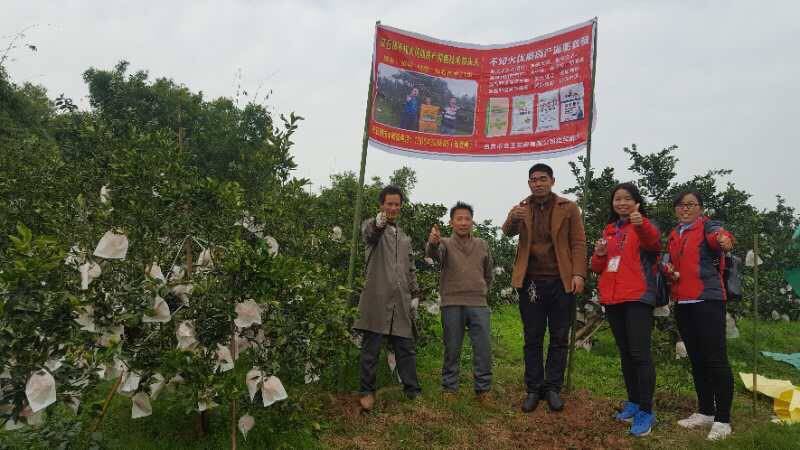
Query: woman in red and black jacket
xmin=590 ymin=183 xmax=660 ymax=437
xmin=664 ymin=190 xmax=735 ymax=441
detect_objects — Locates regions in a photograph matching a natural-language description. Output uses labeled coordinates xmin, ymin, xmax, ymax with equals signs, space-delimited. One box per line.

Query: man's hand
xmin=571 ymin=275 xmax=585 ymax=294
xmin=718 ymin=232 xmax=734 ymax=252
xmin=594 ymin=238 xmax=608 ymax=256
xmin=630 ymin=203 xmax=643 ymax=226
xmin=510 ymin=205 xmax=527 ymax=222
xmin=375 ymin=211 xmax=388 ymax=228
xmin=664 ymin=262 xmax=680 ymax=281
xmin=428 ymin=224 xmax=441 ymax=245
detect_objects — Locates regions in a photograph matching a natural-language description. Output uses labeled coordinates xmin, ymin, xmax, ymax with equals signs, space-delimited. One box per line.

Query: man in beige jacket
xmin=502 ymin=163 xmax=587 ymax=413
xmin=354 ymin=185 xmax=420 ymax=411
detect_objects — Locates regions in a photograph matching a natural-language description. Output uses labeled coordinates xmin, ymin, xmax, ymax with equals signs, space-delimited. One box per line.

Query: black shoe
xmin=544 ymin=390 xmax=564 ymax=412
xmin=405 ymin=390 xmax=421 ymax=400
xmin=521 ymin=393 xmax=540 ymax=413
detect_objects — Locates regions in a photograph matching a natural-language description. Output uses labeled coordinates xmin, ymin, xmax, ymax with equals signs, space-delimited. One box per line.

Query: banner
xmin=368 ymin=19 xmax=596 ymax=161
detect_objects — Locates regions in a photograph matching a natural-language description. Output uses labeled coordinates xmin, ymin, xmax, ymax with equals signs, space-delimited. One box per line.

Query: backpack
xmin=703 ymin=219 xmax=742 ymax=301
xmin=654 ymin=252 xmax=671 ymax=307
xmin=717 ymin=252 xmax=742 ymax=301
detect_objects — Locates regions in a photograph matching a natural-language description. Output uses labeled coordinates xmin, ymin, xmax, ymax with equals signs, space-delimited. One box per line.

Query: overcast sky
xmin=2 ymin=1 xmax=797 ymax=227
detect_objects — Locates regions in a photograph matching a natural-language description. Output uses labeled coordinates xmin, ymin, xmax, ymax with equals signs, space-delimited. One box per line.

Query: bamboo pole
xmin=566 ymin=17 xmax=598 ymax=393
xmin=752 ymin=233 xmax=759 ymax=416
xmin=90 ymin=371 xmax=125 ymax=433
xmin=346 ymin=21 xmax=380 ymax=301
xmin=230 ymin=318 xmax=238 ymax=449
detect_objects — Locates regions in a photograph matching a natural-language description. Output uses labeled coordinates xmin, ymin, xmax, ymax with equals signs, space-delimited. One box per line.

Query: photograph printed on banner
xmin=536 ymin=89 xmax=560 ymax=132
xmin=510 ymin=94 xmax=534 ymax=135
xmin=559 ymin=82 xmax=584 ymax=122
xmin=373 ymin=63 xmax=477 ymax=135
xmin=485 ymin=97 xmax=510 ymax=137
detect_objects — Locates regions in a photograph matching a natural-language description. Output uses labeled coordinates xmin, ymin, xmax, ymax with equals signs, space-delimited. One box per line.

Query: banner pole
xmin=566 ymin=17 xmax=598 ymax=393
xmin=347 ymin=21 xmax=380 ymax=297
xmin=752 ymin=232 xmax=759 ymax=416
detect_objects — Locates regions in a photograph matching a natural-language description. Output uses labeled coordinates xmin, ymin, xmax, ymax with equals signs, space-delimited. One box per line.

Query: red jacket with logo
xmin=666 ymin=216 xmax=733 ymax=302
xmin=590 ymin=217 xmax=661 ymax=305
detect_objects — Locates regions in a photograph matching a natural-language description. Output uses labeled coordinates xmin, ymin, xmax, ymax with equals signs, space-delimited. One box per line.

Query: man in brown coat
xmin=354 ymin=185 xmax=421 ymax=411
xmin=502 ymin=163 xmax=587 ymax=413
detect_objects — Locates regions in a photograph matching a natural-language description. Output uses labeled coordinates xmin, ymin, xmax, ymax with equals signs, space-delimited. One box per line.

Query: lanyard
xmin=612 ymin=220 xmax=629 ymax=252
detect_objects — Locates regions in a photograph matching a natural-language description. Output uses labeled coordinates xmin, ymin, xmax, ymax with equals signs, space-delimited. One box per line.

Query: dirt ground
xmin=322 ymin=388 xmax=655 ymax=450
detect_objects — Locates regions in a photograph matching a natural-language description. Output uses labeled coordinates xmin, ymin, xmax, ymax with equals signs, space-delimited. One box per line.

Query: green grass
xmin=2 ymin=306 xmax=799 ymax=449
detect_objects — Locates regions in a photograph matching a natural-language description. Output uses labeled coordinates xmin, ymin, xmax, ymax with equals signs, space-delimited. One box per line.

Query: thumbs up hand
xmin=630 ymin=203 xmax=643 ymax=226
xmin=717 ymin=232 xmax=733 ymax=251
xmin=594 ymin=238 xmax=608 ymax=256
xmin=428 ymin=224 xmax=441 ymax=245
xmin=510 ymin=205 xmax=527 ymax=221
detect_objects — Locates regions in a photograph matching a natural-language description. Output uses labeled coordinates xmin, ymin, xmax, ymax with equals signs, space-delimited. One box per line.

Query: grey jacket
xmin=353 ymin=218 xmax=419 ymax=338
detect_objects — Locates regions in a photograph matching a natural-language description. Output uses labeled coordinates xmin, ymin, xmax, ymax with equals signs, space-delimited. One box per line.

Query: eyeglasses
xmin=676 ymin=203 xmax=700 ymax=210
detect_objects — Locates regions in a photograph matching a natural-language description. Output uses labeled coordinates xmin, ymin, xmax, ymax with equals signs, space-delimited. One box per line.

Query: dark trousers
xmin=441 ymin=306 xmax=492 ymax=393
xmin=399 ymin=113 xmax=418 ymax=131
xmin=359 ymin=330 xmax=421 ymax=396
xmin=517 ymin=278 xmax=574 ymax=394
xmin=605 ymin=301 xmax=656 ymax=413
xmin=675 ymin=301 xmax=734 ymax=423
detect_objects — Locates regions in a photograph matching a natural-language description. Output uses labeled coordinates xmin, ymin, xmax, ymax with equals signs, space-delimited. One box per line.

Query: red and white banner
xmin=368 ymin=19 xmax=596 ymax=161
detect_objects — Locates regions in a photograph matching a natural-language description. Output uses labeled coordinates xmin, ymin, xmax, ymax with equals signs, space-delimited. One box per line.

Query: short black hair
xmin=673 ymin=190 xmax=704 ymax=208
xmin=607 ymin=183 xmax=649 ymax=223
xmin=449 ymin=201 xmax=474 ymax=219
xmin=379 ymin=185 xmax=405 ymax=204
xmin=528 ymin=163 xmax=554 ymax=179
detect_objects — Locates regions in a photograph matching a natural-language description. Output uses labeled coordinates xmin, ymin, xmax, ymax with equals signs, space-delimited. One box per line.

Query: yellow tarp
xmin=418 ymin=105 xmax=440 ymax=133
xmin=740 ymin=372 xmax=800 ymax=423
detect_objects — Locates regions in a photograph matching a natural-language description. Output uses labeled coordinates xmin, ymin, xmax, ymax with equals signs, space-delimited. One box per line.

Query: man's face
xmin=411 ymin=88 xmax=418 ymax=97
xmin=528 ymin=171 xmax=555 ymax=198
xmin=450 ymin=209 xmax=473 ymax=237
xmin=381 ymin=194 xmax=403 ymax=222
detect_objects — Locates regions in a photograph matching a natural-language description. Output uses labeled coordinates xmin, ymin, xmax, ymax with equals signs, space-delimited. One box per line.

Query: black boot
xmin=521 ymin=393 xmax=540 ymax=413
xmin=544 ymin=390 xmax=564 ymax=412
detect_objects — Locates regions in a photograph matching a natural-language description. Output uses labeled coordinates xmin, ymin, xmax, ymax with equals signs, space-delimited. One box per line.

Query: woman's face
xmin=612 ymin=188 xmax=637 ymax=218
xmin=675 ymin=194 xmax=703 ymax=224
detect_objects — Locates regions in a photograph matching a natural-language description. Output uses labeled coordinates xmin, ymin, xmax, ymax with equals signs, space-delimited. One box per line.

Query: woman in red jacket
xmin=591 ymin=183 xmax=660 ymax=437
xmin=664 ymin=190 xmax=735 ymax=441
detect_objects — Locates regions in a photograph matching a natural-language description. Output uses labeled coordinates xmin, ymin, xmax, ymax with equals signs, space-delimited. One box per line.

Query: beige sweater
xmin=425 ymin=235 xmax=493 ymax=307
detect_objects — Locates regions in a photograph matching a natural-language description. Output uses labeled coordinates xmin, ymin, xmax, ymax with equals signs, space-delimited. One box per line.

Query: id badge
xmin=607 ymin=256 xmax=621 ymax=273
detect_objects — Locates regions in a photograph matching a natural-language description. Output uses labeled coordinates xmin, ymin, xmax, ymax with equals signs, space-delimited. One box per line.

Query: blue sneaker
xmin=630 ymin=410 xmax=655 ymax=437
xmin=614 ymin=401 xmax=639 ymax=422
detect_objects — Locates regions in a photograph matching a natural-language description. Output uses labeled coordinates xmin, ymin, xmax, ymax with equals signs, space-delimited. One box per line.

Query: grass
xmin=2 ymin=306 xmax=799 ymax=449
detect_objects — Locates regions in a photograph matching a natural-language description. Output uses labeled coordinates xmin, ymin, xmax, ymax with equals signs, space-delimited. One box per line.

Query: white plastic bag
xmin=246 ymin=368 xmax=264 ymax=402
xmin=79 ymin=262 xmax=101 ymax=290
xmin=93 ymin=230 xmax=129 ymax=260
xmin=261 ymin=376 xmax=288 ymax=407
xmin=131 ymin=392 xmax=152 ymax=419
xmin=176 ymin=321 xmax=198 ymax=351
xmin=234 ymin=299 xmax=263 ymax=328
xmin=25 ymin=369 xmax=56 ymax=413
xmin=238 ymin=414 xmax=255 ymax=440
xmin=142 ymin=296 xmax=171 ymax=323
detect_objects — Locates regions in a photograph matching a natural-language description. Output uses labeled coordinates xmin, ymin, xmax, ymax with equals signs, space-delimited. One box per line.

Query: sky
xmin=2 ymin=0 xmax=797 ymax=227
